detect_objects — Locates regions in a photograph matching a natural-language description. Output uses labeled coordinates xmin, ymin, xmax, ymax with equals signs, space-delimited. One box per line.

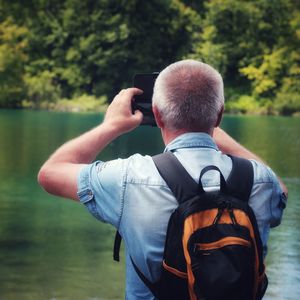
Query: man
xmin=38 ymin=60 xmax=287 ymax=299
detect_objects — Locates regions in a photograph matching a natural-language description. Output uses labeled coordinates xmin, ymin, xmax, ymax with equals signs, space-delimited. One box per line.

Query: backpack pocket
xmin=188 ymin=224 xmax=255 ymax=300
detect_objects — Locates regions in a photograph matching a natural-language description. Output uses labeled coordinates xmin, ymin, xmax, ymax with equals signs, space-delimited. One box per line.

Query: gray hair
xmin=152 ymin=60 xmax=224 ymax=132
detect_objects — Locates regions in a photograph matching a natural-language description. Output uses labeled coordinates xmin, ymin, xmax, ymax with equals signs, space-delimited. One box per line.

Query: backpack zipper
xmin=193 ymin=236 xmax=251 ymax=252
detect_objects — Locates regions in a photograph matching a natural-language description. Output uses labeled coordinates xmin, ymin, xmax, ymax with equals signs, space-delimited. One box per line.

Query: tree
xmin=0 ymin=0 xmax=299 ymax=113
xmin=187 ymin=0 xmax=299 ymax=114
xmin=0 ymin=18 xmax=28 ymax=107
xmin=23 ymin=0 xmax=199 ymax=100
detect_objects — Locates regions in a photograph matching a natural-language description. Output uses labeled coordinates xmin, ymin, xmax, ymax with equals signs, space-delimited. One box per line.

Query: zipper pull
xmin=213 ymin=207 xmax=224 ymax=224
xmin=228 ymin=207 xmax=237 ymax=225
xmin=193 ymin=244 xmax=198 ymax=253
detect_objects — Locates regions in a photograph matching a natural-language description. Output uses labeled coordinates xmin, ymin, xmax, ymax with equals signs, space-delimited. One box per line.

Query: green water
xmin=0 ymin=110 xmax=299 ymax=300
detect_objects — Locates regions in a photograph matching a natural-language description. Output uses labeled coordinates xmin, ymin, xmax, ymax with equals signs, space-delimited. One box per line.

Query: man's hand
xmin=104 ymin=88 xmax=143 ymax=134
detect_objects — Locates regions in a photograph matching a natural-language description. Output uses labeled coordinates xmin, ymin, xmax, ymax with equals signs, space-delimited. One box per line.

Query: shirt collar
xmin=164 ymin=132 xmax=219 ymax=152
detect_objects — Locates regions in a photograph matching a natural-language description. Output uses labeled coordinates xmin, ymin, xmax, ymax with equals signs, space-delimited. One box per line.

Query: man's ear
xmin=215 ymin=105 xmax=224 ymax=128
xmin=153 ymin=105 xmax=164 ymax=128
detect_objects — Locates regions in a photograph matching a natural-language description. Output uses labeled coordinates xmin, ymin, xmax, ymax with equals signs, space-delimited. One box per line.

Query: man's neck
xmin=161 ymin=127 xmax=213 ymax=146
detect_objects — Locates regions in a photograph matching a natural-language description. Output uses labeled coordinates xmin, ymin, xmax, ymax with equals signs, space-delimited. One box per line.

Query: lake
xmin=0 ymin=110 xmax=299 ymax=300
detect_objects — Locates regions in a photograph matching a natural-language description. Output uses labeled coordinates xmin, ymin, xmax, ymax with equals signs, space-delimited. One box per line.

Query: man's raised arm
xmin=213 ymin=127 xmax=288 ymax=196
xmin=37 ymin=88 xmax=143 ymax=201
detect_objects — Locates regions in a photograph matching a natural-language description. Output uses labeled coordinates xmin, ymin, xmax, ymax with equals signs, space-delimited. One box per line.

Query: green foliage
xmin=188 ymin=0 xmax=299 ymax=115
xmin=190 ymin=0 xmax=295 ymax=76
xmin=227 ymin=96 xmax=278 ymax=115
xmin=226 ymin=95 xmax=260 ymax=114
xmin=275 ymin=93 xmax=300 ymax=116
xmin=126 ymin=0 xmax=200 ymax=71
xmin=21 ymin=0 xmax=199 ymax=100
xmin=23 ymin=70 xmax=61 ymax=108
xmin=0 ymin=0 xmax=299 ymax=114
xmin=239 ymin=4 xmax=300 ymax=114
xmin=240 ymin=47 xmax=288 ymax=97
xmin=0 ymin=18 xmax=28 ymax=107
xmin=52 ymin=94 xmax=107 ymax=112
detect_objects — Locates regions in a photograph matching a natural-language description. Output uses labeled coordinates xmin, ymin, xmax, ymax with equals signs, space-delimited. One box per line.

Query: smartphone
xmin=132 ymin=73 xmax=159 ymax=126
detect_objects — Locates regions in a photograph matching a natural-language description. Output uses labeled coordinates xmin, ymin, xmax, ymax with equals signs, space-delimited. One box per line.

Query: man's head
xmin=152 ymin=60 xmax=224 ymax=134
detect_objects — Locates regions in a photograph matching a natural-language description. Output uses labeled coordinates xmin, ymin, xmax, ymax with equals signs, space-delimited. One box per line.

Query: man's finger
xmin=113 ymin=88 xmax=143 ymax=104
xmin=124 ymin=87 xmax=143 ymax=97
xmin=133 ymin=109 xmax=144 ymax=123
xmin=119 ymin=89 xmax=126 ymax=95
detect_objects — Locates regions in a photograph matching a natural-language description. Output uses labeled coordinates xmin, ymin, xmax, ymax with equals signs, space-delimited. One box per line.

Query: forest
xmin=0 ymin=0 xmax=299 ymax=115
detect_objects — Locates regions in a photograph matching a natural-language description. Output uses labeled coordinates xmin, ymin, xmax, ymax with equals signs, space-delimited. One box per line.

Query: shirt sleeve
xmin=266 ymin=166 xmax=287 ymax=228
xmin=77 ymin=158 xmax=127 ymax=228
xmin=250 ymin=160 xmax=287 ymax=229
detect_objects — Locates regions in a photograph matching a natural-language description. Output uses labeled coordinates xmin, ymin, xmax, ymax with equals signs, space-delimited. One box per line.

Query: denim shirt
xmin=77 ymin=132 xmax=286 ymax=300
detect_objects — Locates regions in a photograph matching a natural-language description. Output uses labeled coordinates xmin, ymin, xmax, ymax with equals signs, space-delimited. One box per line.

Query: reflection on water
xmin=0 ymin=110 xmax=299 ymax=299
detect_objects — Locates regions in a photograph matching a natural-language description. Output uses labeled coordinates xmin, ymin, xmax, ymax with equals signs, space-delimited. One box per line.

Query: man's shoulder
xmin=249 ymin=159 xmax=278 ymax=185
xmin=124 ymin=153 xmax=165 ymax=185
xmin=99 ymin=153 xmax=154 ymax=169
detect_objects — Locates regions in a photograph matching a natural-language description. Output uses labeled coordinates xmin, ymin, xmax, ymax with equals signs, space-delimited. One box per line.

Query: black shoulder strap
xmin=113 ymin=152 xmax=197 ymax=262
xmin=113 ymin=231 xmax=122 ymax=262
xmin=153 ymin=152 xmax=254 ymax=203
xmin=152 ymin=151 xmax=200 ymax=204
xmin=226 ymin=155 xmax=254 ymax=202
xmin=130 ymin=256 xmax=160 ymax=298
xmin=114 ymin=235 xmax=160 ymax=296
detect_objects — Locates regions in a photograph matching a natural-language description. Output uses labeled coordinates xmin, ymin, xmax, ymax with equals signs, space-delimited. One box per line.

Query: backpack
xmin=114 ymin=152 xmax=268 ymax=300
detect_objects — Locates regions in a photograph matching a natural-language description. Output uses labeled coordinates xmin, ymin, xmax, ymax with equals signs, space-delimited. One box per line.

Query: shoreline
xmin=1 ymin=107 xmax=299 ymax=117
